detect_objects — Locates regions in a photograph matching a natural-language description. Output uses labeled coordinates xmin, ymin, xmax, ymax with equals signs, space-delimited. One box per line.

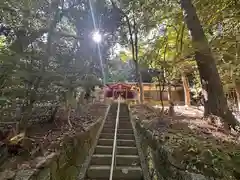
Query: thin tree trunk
xmin=135 ymin=62 xmax=144 ymax=103
xmin=110 ymin=0 xmax=144 ymax=103
xmin=133 ymin=11 xmax=144 ymax=103
xmin=157 ymin=76 xmax=164 ymax=112
xmin=167 ymin=83 xmax=175 ymax=116
xmin=235 ymin=82 xmax=240 ymax=112
xmin=234 ymin=35 xmax=240 ymax=112
xmin=67 ymin=104 xmax=73 ymax=128
xmin=180 ymin=0 xmax=238 ymax=127
xmin=167 ymin=84 xmax=173 ymax=104
xmin=182 ymin=74 xmax=191 ymax=106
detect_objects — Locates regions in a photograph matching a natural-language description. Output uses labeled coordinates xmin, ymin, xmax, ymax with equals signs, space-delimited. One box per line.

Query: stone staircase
xmin=85 ymin=103 xmax=143 ymax=179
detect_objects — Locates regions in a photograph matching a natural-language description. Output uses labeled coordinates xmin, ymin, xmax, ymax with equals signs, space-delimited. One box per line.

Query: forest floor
xmin=0 ymin=103 xmax=107 ymax=171
xmin=131 ymin=104 xmax=240 ymax=180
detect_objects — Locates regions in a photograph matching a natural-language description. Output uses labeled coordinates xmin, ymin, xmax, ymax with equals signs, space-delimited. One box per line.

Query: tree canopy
xmin=0 ymin=0 xmax=123 ymax=129
xmin=0 ymin=0 xmax=239 ymax=128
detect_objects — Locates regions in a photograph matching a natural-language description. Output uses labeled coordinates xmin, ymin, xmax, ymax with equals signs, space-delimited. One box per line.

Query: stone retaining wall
xmin=131 ymin=114 xmax=214 ymax=180
xmin=0 ymin=117 xmax=103 ymax=180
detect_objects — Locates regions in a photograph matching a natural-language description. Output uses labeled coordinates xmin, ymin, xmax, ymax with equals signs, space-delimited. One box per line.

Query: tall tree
xmin=180 ymin=0 xmax=239 ymax=128
xmin=110 ymin=0 xmax=145 ymax=103
xmin=0 ymin=0 xmax=122 ymax=132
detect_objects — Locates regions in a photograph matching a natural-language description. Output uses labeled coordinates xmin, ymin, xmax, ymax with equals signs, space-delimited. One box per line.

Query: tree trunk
xmin=168 ymin=84 xmax=175 ymax=116
xmin=182 ymin=74 xmax=191 ymax=106
xmin=167 ymin=84 xmax=173 ymax=104
xmin=135 ymin=62 xmax=144 ymax=103
xmin=110 ymin=0 xmax=144 ymax=103
xmin=133 ymin=14 xmax=144 ymax=104
xmin=235 ymin=82 xmax=240 ymax=112
xmin=157 ymin=76 xmax=164 ymax=112
xmin=180 ymin=0 xmax=238 ymax=127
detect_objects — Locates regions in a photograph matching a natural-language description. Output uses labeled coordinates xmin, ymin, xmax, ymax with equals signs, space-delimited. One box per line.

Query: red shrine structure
xmin=104 ymin=83 xmax=137 ymax=99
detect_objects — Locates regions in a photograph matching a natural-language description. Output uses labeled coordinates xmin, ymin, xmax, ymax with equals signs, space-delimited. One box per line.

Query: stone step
xmin=98 ymin=139 xmax=136 ymax=147
xmin=87 ymin=165 xmax=142 ymax=179
xmin=100 ymin=133 xmax=135 ymax=140
xmin=118 ymin=125 xmax=132 ymax=130
xmin=102 ymin=128 xmax=133 ymax=134
xmin=91 ymin=154 xmax=140 ymax=166
xmin=103 ymin=123 xmax=132 ymax=127
xmin=119 ymin=122 xmax=132 ymax=125
xmin=105 ymin=119 xmax=130 ymax=122
xmin=119 ymin=118 xmax=131 ymax=121
xmin=118 ymin=116 xmax=130 ymax=119
xmin=104 ymin=121 xmax=131 ymax=125
xmin=95 ymin=146 xmax=138 ymax=155
xmin=108 ymin=118 xmax=130 ymax=121
xmin=104 ymin=123 xmax=132 ymax=129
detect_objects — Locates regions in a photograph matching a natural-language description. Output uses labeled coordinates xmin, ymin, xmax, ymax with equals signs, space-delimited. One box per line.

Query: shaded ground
xmin=0 ymin=103 xmax=107 ymax=171
xmin=131 ymin=104 xmax=240 ymax=180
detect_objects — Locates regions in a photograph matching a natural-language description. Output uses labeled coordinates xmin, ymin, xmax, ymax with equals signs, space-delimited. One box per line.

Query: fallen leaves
xmin=131 ymin=104 xmax=240 ymax=179
xmin=0 ymin=103 xmax=108 ymax=171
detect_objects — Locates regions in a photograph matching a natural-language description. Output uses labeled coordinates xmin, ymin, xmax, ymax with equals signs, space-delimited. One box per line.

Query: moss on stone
xmin=2 ymin=117 xmax=104 ymax=180
xmin=36 ymin=168 xmax=50 ymax=180
xmin=50 ymin=161 xmax=58 ymax=180
xmin=65 ymin=166 xmax=78 ymax=180
xmin=15 ymin=170 xmax=35 ymax=180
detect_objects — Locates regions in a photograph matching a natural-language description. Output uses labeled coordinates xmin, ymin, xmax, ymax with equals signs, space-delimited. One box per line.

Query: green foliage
xmin=0 ymin=36 xmax=5 ymax=48
xmin=0 ymin=0 xmax=121 ymax=126
xmin=0 ymin=0 xmax=239 ymax=124
xmin=116 ymin=0 xmax=239 ymax=98
xmin=107 ymin=57 xmax=135 ymax=82
xmin=192 ymin=0 xmax=240 ymax=89
xmin=0 ymin=96 xmax=9 ymax=106
xmin=119 ymin=51 xmax=130 ymax=62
